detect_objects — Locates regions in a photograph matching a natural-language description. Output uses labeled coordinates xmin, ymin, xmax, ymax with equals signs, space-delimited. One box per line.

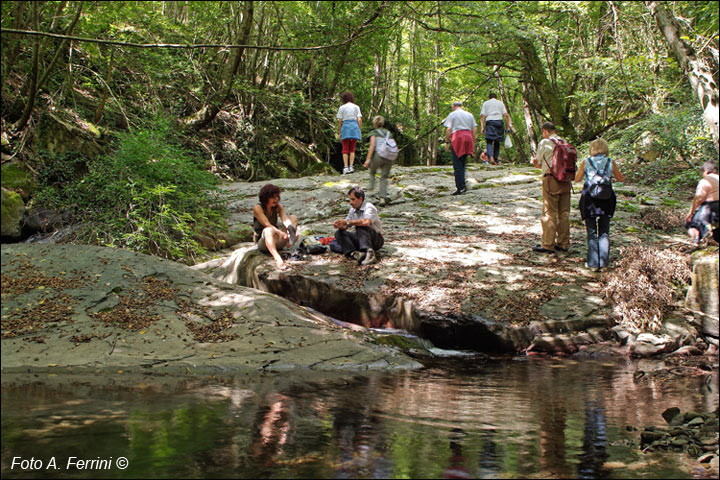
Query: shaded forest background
xmin=1 ymin=1 xmax=718 ymax=261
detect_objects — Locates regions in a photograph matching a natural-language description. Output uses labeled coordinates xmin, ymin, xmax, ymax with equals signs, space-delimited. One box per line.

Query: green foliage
xmin=35 ymin=117 xmax=224 ymax=262
xmin=613 ymin=104 xmax=715 ymax=192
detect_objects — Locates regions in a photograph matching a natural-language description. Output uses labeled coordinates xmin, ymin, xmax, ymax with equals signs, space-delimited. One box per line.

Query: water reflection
xmin=1 ymin=358 xmax=716 ymax=479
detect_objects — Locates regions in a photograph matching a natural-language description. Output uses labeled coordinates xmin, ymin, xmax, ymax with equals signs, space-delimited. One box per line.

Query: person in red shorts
xmin=336 ymin=91 xmax=363 ymax=175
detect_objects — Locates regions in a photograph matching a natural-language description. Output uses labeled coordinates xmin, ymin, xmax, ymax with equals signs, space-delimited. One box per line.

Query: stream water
xmin=1 ymin=356 xmax=717 ymax=479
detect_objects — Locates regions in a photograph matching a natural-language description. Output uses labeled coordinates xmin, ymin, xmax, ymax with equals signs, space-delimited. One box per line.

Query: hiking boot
xmin=287 ymin=224 xmax=297 ymax=246
xmin=532 ymin=245 xmax=555 ymax=254
xmin=554 ymin=245 xmax=568 ymax=253
xmin=361 ymin=249 xmax=376 ymax=265
xmin=584 ymin=262 xmax=600 ymax=272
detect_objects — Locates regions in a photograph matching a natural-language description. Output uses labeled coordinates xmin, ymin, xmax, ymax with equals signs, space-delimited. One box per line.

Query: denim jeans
xmin=585 ymin=216 xmax=610 ymax=268
xmin=486 ymin=139 xmax=501 ymax=162
xmin=451 ymin=147 xmax=467 ymax=191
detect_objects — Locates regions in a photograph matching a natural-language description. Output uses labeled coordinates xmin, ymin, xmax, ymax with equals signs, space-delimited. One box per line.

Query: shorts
xmin=256 ymin=227 xmax=288 ymax=253
xmin=342 ymin=139 xmax=357 ymax=154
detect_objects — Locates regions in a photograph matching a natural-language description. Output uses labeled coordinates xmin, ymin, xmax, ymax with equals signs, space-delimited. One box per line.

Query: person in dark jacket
xmin=574 ymin=138 xmax=624 ymax=272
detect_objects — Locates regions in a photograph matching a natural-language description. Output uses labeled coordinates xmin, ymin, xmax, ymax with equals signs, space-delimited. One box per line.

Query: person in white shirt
xmin=336 ymin=92 xmax=363 ymax=175
xmin=480 ymin=93 xmax=512 ymax=163
xmin=333 ymin=186 xmax=384 ymax=265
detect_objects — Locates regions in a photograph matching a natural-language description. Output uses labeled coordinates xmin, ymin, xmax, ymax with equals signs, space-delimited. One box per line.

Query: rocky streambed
xmin=196 ymin=164 xmax=719 ymax=357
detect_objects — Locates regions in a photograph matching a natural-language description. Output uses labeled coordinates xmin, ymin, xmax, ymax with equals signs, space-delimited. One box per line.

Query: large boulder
xmin=686 ymin=253 xmax=719 ymax=343
xmin=1 ymin=187 xmax=25 ymax=239
xmin=1 ymin=161 xmax=36 ymax=200
xmin=1 ymin=243 xmax=421 ymax=373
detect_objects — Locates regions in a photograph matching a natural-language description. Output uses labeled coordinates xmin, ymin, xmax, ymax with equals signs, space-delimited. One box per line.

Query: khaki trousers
xmin=541 ymin=176 xmax=571 ymax=250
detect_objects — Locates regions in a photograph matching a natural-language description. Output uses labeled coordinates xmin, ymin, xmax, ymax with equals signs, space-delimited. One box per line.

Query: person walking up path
xmin=531 ymin=122 xmax=571 ymax=254
xmin=575 ymin=138 xmax=624 ymax=271
xmin=443 ymin=101 xmax=477 ymax=195
xmin=337 ymin=91 xmax=362 ymax=175
xmin=364 ymin=116 xmax=395 ymax=207
xmin=480 ymin=93 xmax=512 ymax=164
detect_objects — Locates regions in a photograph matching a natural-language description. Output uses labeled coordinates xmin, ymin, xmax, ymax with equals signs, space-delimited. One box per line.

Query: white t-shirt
xmin=480 ymin=98 xmax=507 ymax=121
xmin=443 ymin=108 xmax=477 ymax=134
xmin=336 ymin=102 xmax=362 ymax=121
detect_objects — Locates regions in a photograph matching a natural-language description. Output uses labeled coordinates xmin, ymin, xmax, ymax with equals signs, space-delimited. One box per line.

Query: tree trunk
xmin=647 ymin=1 xmax=719 ymax=150
xmin=12 ymin=2 xmax=39 ymax=132
xmin=182 ymin=0 xmax=254 ymax=131
xmin=515 ymin=35 xmax=578 ymax=142
xmin=522 ymin=83 xmax=538 ymax=157
xmin=94 ymin=47 xmax=115 ymax=124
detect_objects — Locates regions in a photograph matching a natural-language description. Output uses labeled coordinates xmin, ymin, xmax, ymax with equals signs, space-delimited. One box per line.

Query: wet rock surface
xmin=638 ymin=407 xmax=719 ymax=476
xmin=199 ymin=164 xmax=710 ymax=354
xmin=1 ymin=243 xmax=421 ymax=373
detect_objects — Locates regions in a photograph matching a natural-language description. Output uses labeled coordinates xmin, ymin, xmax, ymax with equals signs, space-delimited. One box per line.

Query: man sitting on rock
xmin=253 ymin=184 xmax=298 ymax=269
xmin=333 ymin=186 xmax=384 ymax=265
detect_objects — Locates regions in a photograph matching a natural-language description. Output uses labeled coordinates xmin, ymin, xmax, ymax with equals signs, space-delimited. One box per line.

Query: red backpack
xmin=547 ymin=138 xmax=577 ymax=183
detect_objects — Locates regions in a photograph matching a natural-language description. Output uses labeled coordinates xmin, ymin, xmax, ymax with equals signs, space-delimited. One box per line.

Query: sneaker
xmin=451 ymin=188 xmax=466 ymax=196
xmin=348 ymin=165 xmax=354 ymax=173
xmin=584 ymin=262 xmax=600 ymax=272
xmin=342 ymin=166 xmax=349 ymax=175
xmin=350 ymin=251 xmax=365 ymax=263
xmin=361 ymin=249 xmax=376 ymax=265
xmin=532 ymin=245 xmax=555 ymax=254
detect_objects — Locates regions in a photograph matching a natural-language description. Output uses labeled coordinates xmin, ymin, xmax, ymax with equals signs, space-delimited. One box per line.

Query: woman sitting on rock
xmin=253 ymin=184 xmax=298 ymax=269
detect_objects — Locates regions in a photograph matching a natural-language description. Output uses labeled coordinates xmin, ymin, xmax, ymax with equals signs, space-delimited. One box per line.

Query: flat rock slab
xmin=1 ymin=244 xmax=421 ymax=373
xmin=207 ymin=164 xmax=689 ymax=352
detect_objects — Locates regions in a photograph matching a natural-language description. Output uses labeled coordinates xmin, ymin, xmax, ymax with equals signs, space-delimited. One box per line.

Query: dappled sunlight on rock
xmin=393 ymin=239 xmax=511 ymax=265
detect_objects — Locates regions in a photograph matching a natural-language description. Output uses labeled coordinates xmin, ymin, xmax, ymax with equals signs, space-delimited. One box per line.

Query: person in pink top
xmin=443 ymin=101 xmax=478 ymax=195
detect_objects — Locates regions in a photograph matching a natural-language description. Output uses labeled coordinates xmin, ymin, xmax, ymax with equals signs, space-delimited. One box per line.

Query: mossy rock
xmin=1 ymin=162 xmax=36 ymax=199
xmin=1 ymin=187 xmax=25 ymax=239
xmin=374 ymin=334 xmax=432 ymax=356
xmin=301 ymin=162 xmax=337 ymax=177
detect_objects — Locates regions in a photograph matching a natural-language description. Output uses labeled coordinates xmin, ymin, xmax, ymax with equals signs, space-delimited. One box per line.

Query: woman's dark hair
xmin=259 ymin=184 xmax=281 ymax=207
xmin=341 ymin=91 xmax=355 ymax=104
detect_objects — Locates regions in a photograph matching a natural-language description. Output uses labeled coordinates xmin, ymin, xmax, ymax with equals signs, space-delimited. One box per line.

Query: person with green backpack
xmin=363 ymin=116 xmax=397 ymax=207
xmin=574 ymin=138 xmax=624 ymax=272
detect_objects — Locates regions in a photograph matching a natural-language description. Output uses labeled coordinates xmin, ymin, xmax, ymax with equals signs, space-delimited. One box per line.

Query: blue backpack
xmin=586 ymin=156 xmax=613 ymax=200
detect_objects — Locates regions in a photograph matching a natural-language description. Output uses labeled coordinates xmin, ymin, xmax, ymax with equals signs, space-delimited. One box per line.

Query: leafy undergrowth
xmin=638 ymin=207 xmax=687 ymax=232
xmin=603 ymin=245 xmax=691 ymax=333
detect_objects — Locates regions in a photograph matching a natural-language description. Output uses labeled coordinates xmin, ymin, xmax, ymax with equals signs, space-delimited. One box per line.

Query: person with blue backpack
xmin=363 ymin=115 xmax=397 ymax=207
xmin=574 ymin=138 xmax=624 ymax=272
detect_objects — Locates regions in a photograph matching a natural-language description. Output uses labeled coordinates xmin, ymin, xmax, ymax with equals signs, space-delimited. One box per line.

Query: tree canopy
xmin=1 ymin=1 xmax=718 ymax=259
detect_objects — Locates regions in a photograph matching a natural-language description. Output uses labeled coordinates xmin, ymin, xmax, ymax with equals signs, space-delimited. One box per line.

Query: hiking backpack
xmin=586 ymin=156 xmax=613 ymax=200
xmin=374 ymin=129 xmax=399 ymax=161
xmin=547 ymin=138 xmax=577 ymax=183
